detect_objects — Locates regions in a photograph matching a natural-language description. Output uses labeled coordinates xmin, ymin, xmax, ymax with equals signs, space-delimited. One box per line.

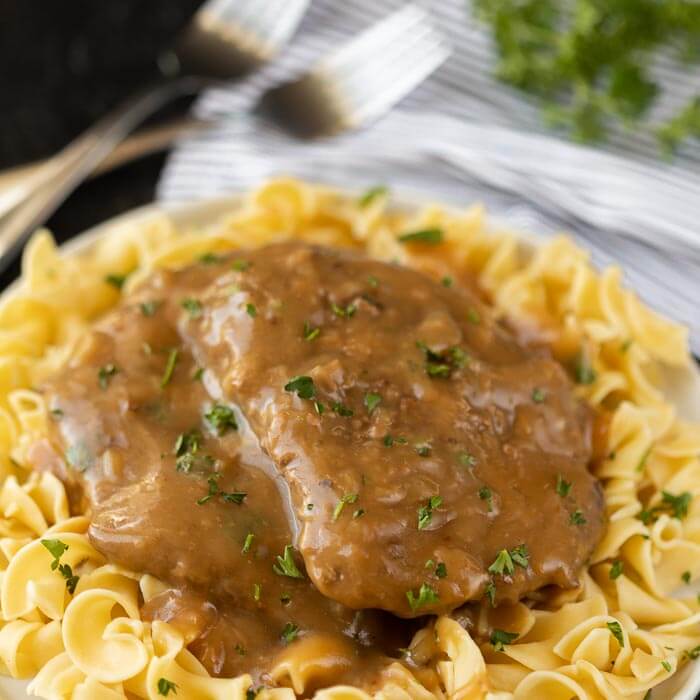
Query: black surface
xmin=0 ymin=0 xmax=204 ymax=287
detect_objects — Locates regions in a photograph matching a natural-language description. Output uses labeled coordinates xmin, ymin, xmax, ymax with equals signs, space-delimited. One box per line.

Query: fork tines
xmin=259 ymin=5 xmax=451 ymax=138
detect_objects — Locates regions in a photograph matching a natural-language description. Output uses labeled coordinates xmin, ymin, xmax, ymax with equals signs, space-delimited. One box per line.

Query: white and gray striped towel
xmin=157 ymin=0 xmax=700 ymax=356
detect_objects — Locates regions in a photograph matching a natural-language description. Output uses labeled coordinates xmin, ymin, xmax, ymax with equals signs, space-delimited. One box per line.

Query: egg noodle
xmin=0 ymin=179 xmax=697 ymax=700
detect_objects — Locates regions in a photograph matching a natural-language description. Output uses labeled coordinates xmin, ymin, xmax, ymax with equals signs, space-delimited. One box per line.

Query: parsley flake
xmin=556 ymin=474 xmax=572 ymax=497
xmin=242 ymin=533 xmax=255 ymax=554
xmin=435 ymin=562 xmax=447 ymax=578
xmin=682 ymin=570 xmax=691 ymax=584
xmin=332 ymin=402 xmax=354 ymax=417
xmin=98 ymin=364 xmax=118 ymax=390
xmin=610 ymin=560 xmax=624 ymax=580
xmin=204 ymin=404 xmax=238 ymax=435
xmin=488 ymin=549 xmax=514 ymax=577
xmin=607 ymin=620 xmax=625 ymax=647
xmin=41 ymin=539 xmax=79 ymax=594
xmin=490 ymin=629 xmax=518 ymax=652
xmin=570 ymin=509 xmax=587 ymax=526
xmin=303 ymin=322 xmax=320 ymax=341
xmin=181 ymin=298 xmax=202 ymax=318
xmin=105 ymin=273 xmax=127 ymax=290
xmin=406 ymin=583 xmax=439 ymax=612
xmin=418 ymin=495 xmax=442 ymax=530
xmin=398 ymin=228 xmax=444 ymax=245
xmin=140 ymin=300 xmax=160 ymax=317
xmin=441 ymin=276 xmax=453 ymax=288
xmin=331 ymin=302 xmax=357 ymax=318
xmin=333 ymin=493 xmax=359 ymax=521
xmin=479 ymin=486 xmax=493 ymax=512
xmin=284 ymin=375 xmax=316 ymax=400
xmin=458 ymin=451 xmax=477 ymax=468
xmin=364 ymin=392 xmax=382 ymax=414
xmin=273 ymin=545 xmax=304 ymax=579
xmin=157 ymin=678 xmax=178 ymax=696
xmin=245 ymin=303 xmax=257 ymax=318
xmin=281 ymin=622 xmax=299 ymax=644
xmin=359 ymin=185 xmax=388 ymax=207
xmin=532 ymin=387 xmax=545 ymax=403
xmin=160 ymin=349 xmax=179 ymax=388
xmin=232 ymin=259 xmax=250 ymax=272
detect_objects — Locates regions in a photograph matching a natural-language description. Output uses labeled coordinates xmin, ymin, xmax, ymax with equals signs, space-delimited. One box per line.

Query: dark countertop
xmin=0 ymin=0 xmax=204 ymax=287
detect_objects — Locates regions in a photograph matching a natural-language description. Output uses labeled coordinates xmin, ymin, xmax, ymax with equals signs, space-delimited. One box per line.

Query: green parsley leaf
xmin=331 ymin=302 xmax=357 ymax=318
xmin=406 ymin=583 xmax=439 ymax=612
xmin=273 ymin=545 xmax=304 ymax=579
xmin=398 ymin=228 xmax=444 ymax=245
xmin=358 ymin=185 xmax=388 ymax=207
xmin=160 ymin=349 xmax=179 ymax=388
xmin=367 ymin=274 xmax=379 ymax=288
xmin=41 ymin=539 xmax=68 ymax=563
xmin=488 ymin=549 xmax=514 ymax=577
xmin=157 ymin=677 xmax=178 ymax=696
xmin=353 ymin=508 xmax=365 ymax=518
xmin=253 ymin=583 xmax=262 ymax=602
xmin=682 ymin=570 xmax=692 ymax=584
xmin=510 ymin=544 xmax=530 ymax=569
xmin=242 ymin=533 xmax=255 ymax=554
xmin=485 ymin=581 xmax=496 ymax=607
xmin=174 ymin=429 xmax=202 ymax=456
xmin=192 ymin=367 xmax=204 ymax=381
xmin=332 ymin=401 xmax=354 ymax=417
xmin=570 ymin=509 xmax=587 ymax=526
xmin=284 ymin=375 xmax=315 ymax=400
xmin=140 ymin=300 xmax=160 ymax=317
xmin=490 ymin=629 xmax=518 ymax=652
xmin=417 ymin=495 xmax=442 ymax=530
xmin=479 ymin=486 xmax=493 ymax=512
xmin=415 ymin=443 xmax=431 ymax=457
xmin=235 ymin=643 xmax=246 ymax=656
xmin=303 ymin=322 xmax=320 ymax=341
xmin=575 ymin=354 xmax=596 ymax=385
xmin=41 ymin=539 xmax=79 ymax=593
xmin=105 ymin=273 xmax=127 ymax=290
xmin=245 ymin=303 xmax=257 ymax=318
xmin=661 ymin=490 xmax=692 ymax=519
xmin=181 ymin=298 xmax=202 ymax=318
xmin=333 ymin=493 xmax=359 ymax=521
xmin=281 ymin=622 xmax=299 ymax=644
xmin=610 ymin=560 xmax=624 ymax=580
xmin=364 ymin=392 xmax=382 ymax=414
xmin=198 ymin=252 xmax=220 ymax=264
xmin=458 ymin=451 xmax=477 ymax=468
xmin=49 ymin=408 xmax=63 ymax=420
xmin=232 ymin=259 xmax=250 ymax=272
xmin=607 ymin=620 xmax=625 ymax=647
xmin=98 ymin=364 xmax=118 ymax=390
xmin=532 ymin=387 xmax=545 ymax=403
xmin=556 ymin=474 xmax=572 ymax=497
xmin=204 ymin=404 xmax=238 ymax=435
xmin=441 ymin=276 xmax=453 ymax=288
xmin=661 ymin=660 xmax=672 ymax=672
xmin=467 ymin=308 xmax=481 ymax=325
xmin=435 ymin=562 xmax=447 ymax=578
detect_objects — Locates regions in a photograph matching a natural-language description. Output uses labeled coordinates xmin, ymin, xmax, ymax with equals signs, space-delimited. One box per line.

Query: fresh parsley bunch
xmin=474 ymin=0 xmax=700 ymax=152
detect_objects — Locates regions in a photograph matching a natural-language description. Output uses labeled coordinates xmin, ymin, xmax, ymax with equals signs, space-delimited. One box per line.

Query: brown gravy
xmin=31 ymin=242 xmax=604 ymax=688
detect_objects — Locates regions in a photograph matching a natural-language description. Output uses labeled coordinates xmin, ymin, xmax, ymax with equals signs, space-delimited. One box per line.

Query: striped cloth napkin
xmin=157 ymin=0 xmax=700 ymax=356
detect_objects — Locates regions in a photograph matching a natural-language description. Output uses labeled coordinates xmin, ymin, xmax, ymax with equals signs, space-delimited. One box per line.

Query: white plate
xmin=2 ymin=194 xmax=699 ymax=700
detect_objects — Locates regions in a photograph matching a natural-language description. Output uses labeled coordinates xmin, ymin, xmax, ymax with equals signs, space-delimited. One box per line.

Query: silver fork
xmin=0 ymin=4 xmax=449 ymax=275
xmin=0 ymin=0 xmax=309 ymax=273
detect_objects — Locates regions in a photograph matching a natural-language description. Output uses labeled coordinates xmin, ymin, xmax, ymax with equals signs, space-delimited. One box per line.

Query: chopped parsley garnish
xmin=198 ymin=252 xmax=220 ymax=264
xmin=682 ymin=570 xmax=691 ymax=584
xmin=398 ymin=228 xmax=444 ymax=245
xmin=333 ymin=493 xmax=359 ymax=521
xmin=570 ymin=509 xmax=587 ymax=526
xmin=488 ymin=549 xmax=514 ymax=577
xmin=406 ymin=583 xmax=439 ymax=612
xmin=450 ymin=347 xmax=469 ymax=368
xmin=175 ymin=451 xmax=213 ymax=474
xmin=331 ymin=301 xmax=357 ymax=318
xmin=160 ymin=349 xmax=179 ymax=388
xmin=485 ymin=581 xmax=496 ymax=607
xmin=441 ymin=276 xmax=453 ymax=288
xmin=281 ymin=622 xmax=299 ymax=644
xmin=50 ymin=408 xmax=63 ymax=420
xmin=245 ymin=303 xmax=257 ymax=318
xmin=479 ymin=486 xmax=493 ymax=512
xmin=181 ymin=297 xmax=203 ymax=318
xmin=353 ymin=508 xmax=365 ymax=518
xmin=235 ymin=644 xmax=246 ymax=656
xmin=204 ymin=404 xmax=238 ymax=435
xmin=610 ymin=560 xmax=624 ymax=580
xmin=280 ymin=593 xmax=291 ymax=605
xmin=41 ymin=539 xmax=79 ymax=594
xmin=661 ymin=660 xmax=672 ymax=672
xmin=574 ymin=354 xmax=596 ymax=385
xmin=415 ymin=443 xmax=431 ymax=457
xmin=416 ymin=341 xmax=467 ymax=379
xmin=636 ymin=446 xmax=652 ymax=472
xmin=284 ymin=375 xmax=316 ymax=400
xmin=490 ymin=629 xmax=518 ymax=652
xmin=367 ymin=274 xmax=379 ymax=288
xmin=358 ymin=185 xmax=388 ymax=207
xmin=435 ymin=562 xmax=447 ymax=578
xmin=303 ymin=322 xmax=320 ymax=341
xmin=383 ymin=435 xmax=407 ymax=447
xmin=140 ymin=300 xmax=160 ymax=317
xmin=532 ymin=387 xmax=545 ymax=403
xmin=556 ymin=474 xmax=572 ymax=497
xmin=510 ymin=544 xmax=530 ymax=568
xmin=661 ymin=490 xmax=692 ymax=519
xmin=232 ymin=259 xmax=250 ymax=272
xmin=273 ymin=545 xmax=304 ymax=579
xmin=418 ymin=495 xmax=442 ymax=530
xmin=313 ymin=401 xmax=325 ymax=415
xmin=157 ymin=678 xmax=178 ymax=696
xmin=242 ymin=533 xmax=255 ymax=554
xmin=685 ymin=645 xmax=700 ymax=660
xmin=253 ymin=583 xmax=262 ymax=601
xmin=197 ymin=476 xmax=246 ymax=506
xmin=467 ymin=309 xmax=481 ymax=325
xmin=105 ymin=273 xmax=127 ymax=290
xmin=458 ymin=451 xmax=477 ymax=468
xmin=364 ymin=392 xmax=382 ymax=414
xmin=332 ymin=402 xmax=354 ymax=417
xmin=607 ymin=620 xmax=624 ymax=647
xmin=98 ymin=364 xmax=118 ymax=390
xmin=174 ymin=429 xmax=202 ymax=456
xmin=192 ymin=367 xmax=204 ymax=381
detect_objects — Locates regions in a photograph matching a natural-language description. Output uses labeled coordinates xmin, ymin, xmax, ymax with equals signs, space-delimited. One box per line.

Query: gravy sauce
xmin=32 ymin=242 xmax=604 ymax=687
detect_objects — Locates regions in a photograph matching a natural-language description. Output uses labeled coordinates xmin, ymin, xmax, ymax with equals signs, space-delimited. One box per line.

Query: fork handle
xmin=0 ymin=75 xmax=209 ymax=276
